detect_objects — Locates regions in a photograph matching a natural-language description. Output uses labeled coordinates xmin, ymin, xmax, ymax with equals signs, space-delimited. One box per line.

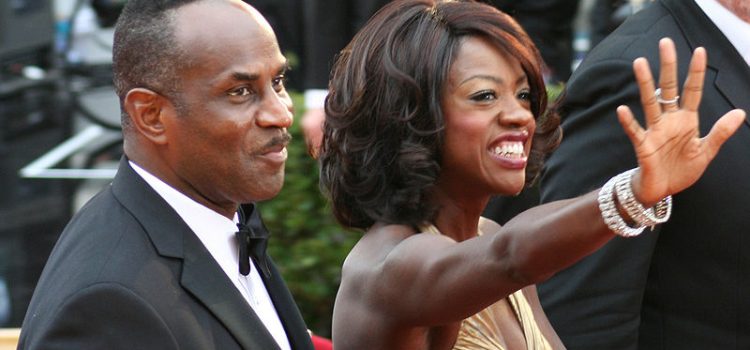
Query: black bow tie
xmin=235 ymin=204 xmax=271 ymax=278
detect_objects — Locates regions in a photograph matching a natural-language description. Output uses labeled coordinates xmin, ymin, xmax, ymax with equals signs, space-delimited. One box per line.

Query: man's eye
xmin=272 ymin=75 xmax=287 ymax=91
xmin=470 ymin=90 xmax=496 ymax=102
xmin=228 ymin=87 xmax=251 ymax=96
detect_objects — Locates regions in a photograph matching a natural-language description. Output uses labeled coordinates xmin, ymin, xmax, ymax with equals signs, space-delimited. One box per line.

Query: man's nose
xmin=257 ymin=90 xmax=293 ymax=128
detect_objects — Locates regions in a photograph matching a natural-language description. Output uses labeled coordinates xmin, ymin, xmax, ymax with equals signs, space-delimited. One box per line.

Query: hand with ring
xmin=616 ymin=37 xmax=746 ymax=207
xmin=654 ymin=88 xmax=679 ymax=109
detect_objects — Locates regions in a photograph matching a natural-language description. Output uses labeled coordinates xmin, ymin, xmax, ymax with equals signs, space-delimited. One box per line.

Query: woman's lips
xmin=488 ymin=131 xmax=529 ymax=169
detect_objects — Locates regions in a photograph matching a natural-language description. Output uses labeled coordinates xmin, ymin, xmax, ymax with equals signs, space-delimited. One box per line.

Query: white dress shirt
xmin=129 ymin=161 xmax=291 ymax=350
xmin=696 ymin=0 xmax=750 ymax=67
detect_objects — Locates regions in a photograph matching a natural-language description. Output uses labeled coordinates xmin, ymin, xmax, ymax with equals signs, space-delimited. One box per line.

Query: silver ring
xmin=654 ymin=88 xmax=679 ymax=106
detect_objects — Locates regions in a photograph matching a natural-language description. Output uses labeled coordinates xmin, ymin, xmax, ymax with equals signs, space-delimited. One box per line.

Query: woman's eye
xmin=470 ymin=90 xmax=496 ymax=102
xmin=517 ymin=90 xmax=531 ymax=101
xmin=228 ymin=87 xmax=252 ymax=97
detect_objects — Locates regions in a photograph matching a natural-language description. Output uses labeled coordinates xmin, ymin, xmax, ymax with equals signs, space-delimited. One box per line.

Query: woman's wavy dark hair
xmin=319 ymin=0 xmax=561 ymax=230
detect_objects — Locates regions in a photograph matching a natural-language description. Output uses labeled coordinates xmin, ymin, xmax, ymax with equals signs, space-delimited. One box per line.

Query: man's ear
xmin=123 ymin=88 xmax=173 ymax=145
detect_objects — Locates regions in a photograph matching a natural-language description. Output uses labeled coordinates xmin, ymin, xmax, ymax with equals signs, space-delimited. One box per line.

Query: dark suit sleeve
xmin=24 ymin=283 xmax=179 ymax=350
xmin=537 ymin=55 xmax=661 ymax=349
xmin=303 ymin=0 xmax=390 ymax=90
xmin=488 ymin=0 xmax=580 ymax=82
xmin=512 ymin=0 xmax=580 ymax=82
xmin=303 ymin=0 xmax=353 ymax=90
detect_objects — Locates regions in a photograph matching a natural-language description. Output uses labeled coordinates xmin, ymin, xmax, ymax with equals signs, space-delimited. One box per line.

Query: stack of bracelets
xmin=597 ymin=168 xmax=673 ymax=237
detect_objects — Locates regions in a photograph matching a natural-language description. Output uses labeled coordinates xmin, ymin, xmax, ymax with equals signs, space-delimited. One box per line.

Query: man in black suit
xmin=538 ymin=0 xmax=750 ymax=348
xmin=18 ymin=0 xmax=314 ymax=349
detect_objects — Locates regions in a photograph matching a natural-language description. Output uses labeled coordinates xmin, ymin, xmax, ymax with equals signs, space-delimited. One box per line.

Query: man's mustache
xmin=264 ymin=132 xmax=293 ymax=149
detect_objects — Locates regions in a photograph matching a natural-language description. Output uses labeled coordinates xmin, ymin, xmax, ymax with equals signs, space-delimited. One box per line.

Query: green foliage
xmin=259 ymin=93 xmax=357 ymax=338
xmin=546 ymin=81 xmax=565 ymax=102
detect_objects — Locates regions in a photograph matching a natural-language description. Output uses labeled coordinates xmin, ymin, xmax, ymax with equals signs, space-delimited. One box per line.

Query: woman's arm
xmin=337 ymin=38 xmax=745 ymax=329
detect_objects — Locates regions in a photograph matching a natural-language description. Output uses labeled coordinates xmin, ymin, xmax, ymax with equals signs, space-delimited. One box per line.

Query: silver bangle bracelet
xmin=598 ymin=172 xmax=646 ymax=237
xmin=614 ymin=168 xmax=672 ymax=228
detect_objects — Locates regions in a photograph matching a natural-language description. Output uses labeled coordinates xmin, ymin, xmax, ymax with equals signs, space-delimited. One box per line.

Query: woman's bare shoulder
xmin=344 ymin=224 xmax=413 ymax=269
xmin=342 ymin=221 xmax=459 ymax=281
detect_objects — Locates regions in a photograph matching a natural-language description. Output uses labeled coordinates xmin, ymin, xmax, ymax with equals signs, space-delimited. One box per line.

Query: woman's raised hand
xmin=616 ymin=38 xmax=745 ymax=206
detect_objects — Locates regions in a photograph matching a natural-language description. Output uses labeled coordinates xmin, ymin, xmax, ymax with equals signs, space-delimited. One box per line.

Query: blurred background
xmin=0 ymin=0 xmax=649 ymax=337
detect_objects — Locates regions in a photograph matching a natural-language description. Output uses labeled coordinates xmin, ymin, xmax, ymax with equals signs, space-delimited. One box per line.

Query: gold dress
xmin=422 ymin=218 xmax=553 ymax=350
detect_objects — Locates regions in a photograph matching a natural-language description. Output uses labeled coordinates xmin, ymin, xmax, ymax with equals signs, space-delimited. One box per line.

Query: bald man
xmin=18 ymin=1 xmax=313 ymax=349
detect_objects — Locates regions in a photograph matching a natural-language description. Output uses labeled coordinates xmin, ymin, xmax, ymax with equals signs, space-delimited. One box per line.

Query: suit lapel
xmin=246 ymin=204 xmax=315 ymax=350
xmin=181 ymin=233 xmax=281 ymax=350
xmin=111 ymin=158 xmax=282 ymax=349
xmin=664 ymin=0 xmax=750 ymax=122
xmin=258 ymin=260 xmax=312 ymax=349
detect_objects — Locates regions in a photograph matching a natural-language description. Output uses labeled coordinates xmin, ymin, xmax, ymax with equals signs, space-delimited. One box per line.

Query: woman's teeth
xmin=492 ymin=142 xmax=524 ymax=158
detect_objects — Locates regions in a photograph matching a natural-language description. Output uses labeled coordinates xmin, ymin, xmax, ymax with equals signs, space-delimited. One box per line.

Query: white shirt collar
xmin=129 ymin=160 xmax=240 ymax=276
xmin=128 ymin=161 xmax=291 ymax=350
xmin=695 ymin=0 xmax=750 ymax=67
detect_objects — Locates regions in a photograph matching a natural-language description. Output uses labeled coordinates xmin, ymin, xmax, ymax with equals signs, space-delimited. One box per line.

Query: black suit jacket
xmin=538 ymin=0 xmax=750 ymax=349
xmin=302 ymin=0 xmax=390 ymax=90
xmin=18 ymin=158 xmax=314 ymax=349
xmin=489 ymin=0 xmax=580 ymax=83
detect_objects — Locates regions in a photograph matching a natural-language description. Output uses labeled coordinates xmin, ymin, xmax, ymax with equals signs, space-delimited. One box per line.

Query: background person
xmin=300 ymin=0 xmax=391 ymax=157
xmin=537 ymin=0 xmax=750 ymax=348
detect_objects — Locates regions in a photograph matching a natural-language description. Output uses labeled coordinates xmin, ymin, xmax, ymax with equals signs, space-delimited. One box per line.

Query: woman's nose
xmin=499 ymin=101 xmax=534 ymax=129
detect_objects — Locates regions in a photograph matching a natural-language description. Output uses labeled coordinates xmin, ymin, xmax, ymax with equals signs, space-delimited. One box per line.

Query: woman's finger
xmin=617 ymin=105 xmax=645 ymax=148
xmin=702 ymin=109 xmax=746 ymax=159
xmin=633 ymin=57 xmax=661 ymax=125
xmin=657 ymin=38 xmax=680 ymax=112
xmin=680 ymin=47 xmax=707 ymax=112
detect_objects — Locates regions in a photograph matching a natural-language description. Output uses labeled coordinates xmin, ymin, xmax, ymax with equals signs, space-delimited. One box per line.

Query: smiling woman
xmin=440 ymin=36 xmax=537 ymax=200
xmin=317 ymin=0 xmax=745 ymax=349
